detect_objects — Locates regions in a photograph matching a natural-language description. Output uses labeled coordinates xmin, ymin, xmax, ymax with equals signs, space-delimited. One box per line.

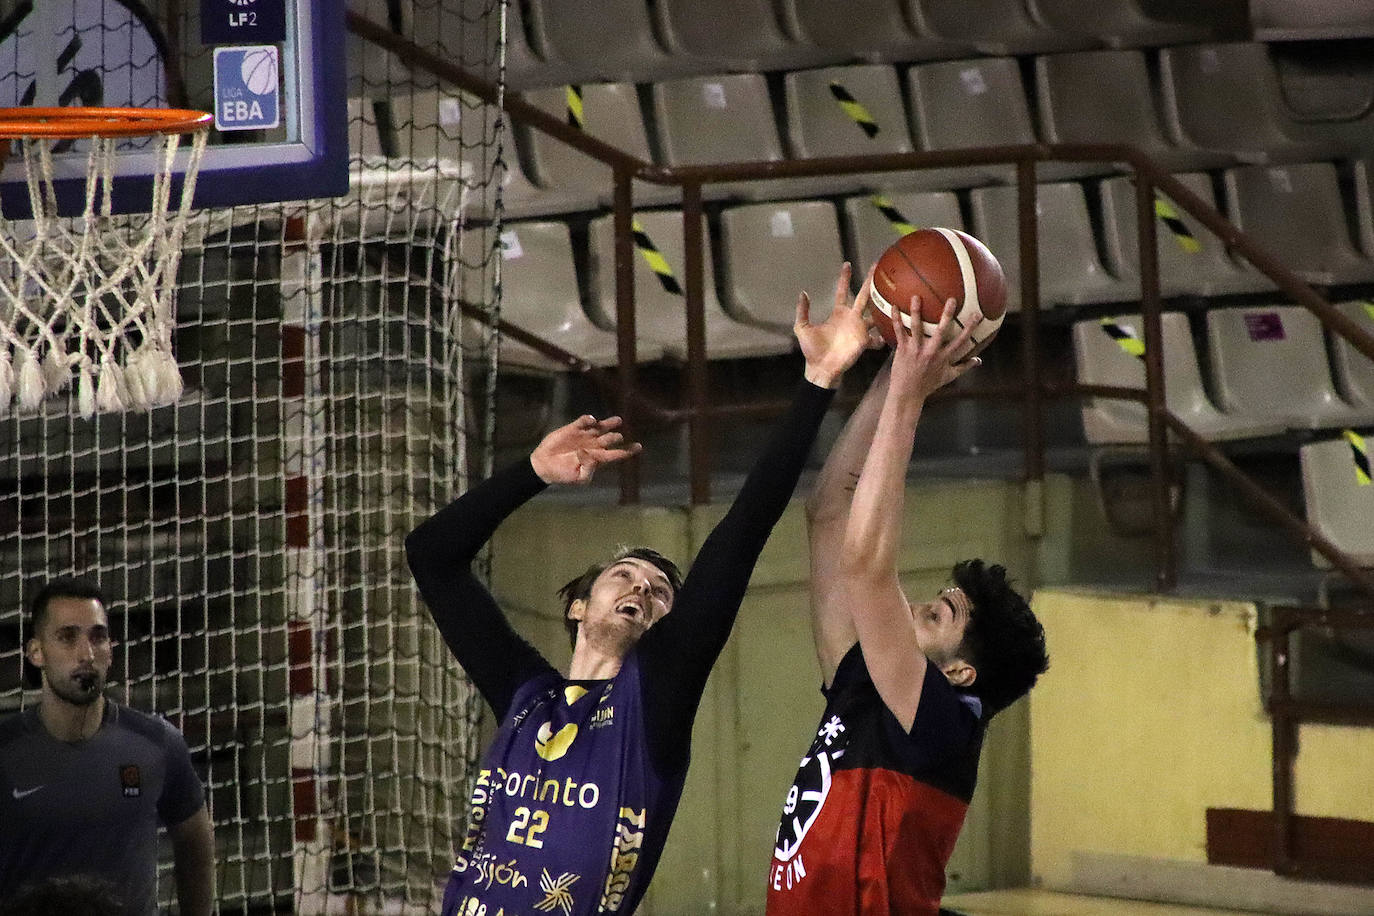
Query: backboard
xmin=0 ymin=0 xmax=346 ymax=215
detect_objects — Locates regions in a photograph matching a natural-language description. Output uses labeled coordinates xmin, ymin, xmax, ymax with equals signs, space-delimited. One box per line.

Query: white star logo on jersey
xmin=532 ymin=869 xmax=580 ymax=915
xmin=819 ymin=715 xmax=845 ymax=745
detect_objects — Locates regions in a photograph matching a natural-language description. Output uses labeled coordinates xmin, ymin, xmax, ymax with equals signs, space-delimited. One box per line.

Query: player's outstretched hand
xmin=531 ymin=415 xmax=642 ymax=485
xmin=795 ymin=262 xmax=884 ymax=390
xmin=890 ymin=295 xmax=981 ymax=402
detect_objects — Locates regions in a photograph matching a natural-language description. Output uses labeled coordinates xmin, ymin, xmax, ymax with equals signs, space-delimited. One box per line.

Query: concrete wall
xmin=1029 ymin=588 xmax=1374 ymax=913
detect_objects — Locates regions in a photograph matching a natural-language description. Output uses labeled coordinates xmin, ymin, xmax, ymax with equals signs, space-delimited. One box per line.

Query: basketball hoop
xmin=0 ymin=106 xmax=211 ymax=419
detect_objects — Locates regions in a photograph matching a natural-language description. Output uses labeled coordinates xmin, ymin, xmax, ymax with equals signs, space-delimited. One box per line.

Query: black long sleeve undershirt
xmin=405 ymin=379 xmax=835 ymax=770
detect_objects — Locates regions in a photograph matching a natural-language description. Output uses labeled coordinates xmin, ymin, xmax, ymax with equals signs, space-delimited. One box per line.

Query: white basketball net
xmin=0 ymin=127 xmax=208 ymax=419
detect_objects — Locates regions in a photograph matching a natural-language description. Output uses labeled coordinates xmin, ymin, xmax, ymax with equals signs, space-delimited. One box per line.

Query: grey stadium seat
xmin=1025 ymin=0 xmax=1218 ymax=49
xmin=1205 ymin=305 xmax=1374 ymax=430
xmin=1222 ymin=162 xmax=1374 ymax=288
xmin=716 ymin=200 xmax=846 ymax=331
xmin=650 ymin=73 xmax=788 ymax=201
xmin=915 ymin=0 xmax=1096 ymax=56
xmin=518 ymin=82 xmax=674 ymax=208
xmin=783 ymin=64 xmax=920 ymax=196
xmin=782 ymin=0 xmax=970 ymax=63
xmin=1073 ymin=312 xmax=1285 ymax=444
xmin=1034 ymin=50 xmax=1236 ymax=174
xmin=1252 ymin=0 xmax=1374 ymax=42
xmin=493 ymin=221 xmax=663 ymax=371
xmin=587 ymin=210 xmax=793 ymax=361
xmin=1328 ymin=301 xmax=1374 ymax=413
xmin=1300 ymin=434 xmax=1374 ymax=569
xmin=523 ymin=0 xmax=676 ymax=85
xmin=841 ymin=190 xmax=965 ymax=279
xmin=1098 ymin=172 xmax=1271 ymax=298
xmin=1159 ymin=42 xmax=1356 ymax=165
xmin=969 ymin=181 xmax=1138 ymax=310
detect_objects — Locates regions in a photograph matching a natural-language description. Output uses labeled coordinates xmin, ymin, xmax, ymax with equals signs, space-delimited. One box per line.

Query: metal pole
xmin=1017 ymin=159 xmax=1046 ymax=536
xmin=682 ymin=182 xmax=710 ymax=504
xmin=1135 ymin=173 xmax=1176 ymax=591
xmin=613 ymin=166 xmax=640 ymax=504
xmin=1270 ymin=613 xmax=1296 ymax=877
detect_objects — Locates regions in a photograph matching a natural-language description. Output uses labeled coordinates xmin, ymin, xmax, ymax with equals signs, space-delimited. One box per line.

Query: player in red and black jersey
xmin=767 ymin=298 xmax=1050 ymax=916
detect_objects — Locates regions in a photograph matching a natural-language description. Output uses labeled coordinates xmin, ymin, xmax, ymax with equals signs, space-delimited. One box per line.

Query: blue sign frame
xmin=0 ymin=0 xmax=347 ymax=216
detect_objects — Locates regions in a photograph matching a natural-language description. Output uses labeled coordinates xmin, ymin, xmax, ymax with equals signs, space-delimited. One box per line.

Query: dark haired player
xmin=767 ymin=299 xmax=1049 ymax=915
xmin=0 ymin=577 xmax=214 ymax=916
xmin=406 ymin=265 xmax=877 ymax=916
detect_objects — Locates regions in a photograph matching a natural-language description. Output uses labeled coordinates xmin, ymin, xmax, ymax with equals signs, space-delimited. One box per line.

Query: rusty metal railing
xmin=347 ymin=11 xmax=1374 ymax=600
xmin=1259 ymin=607 xmax=1374 ymax=884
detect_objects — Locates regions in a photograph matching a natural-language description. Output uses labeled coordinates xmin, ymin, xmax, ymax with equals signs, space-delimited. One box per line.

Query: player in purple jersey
xmin=406 ymin=264 xmax=878 ymax=916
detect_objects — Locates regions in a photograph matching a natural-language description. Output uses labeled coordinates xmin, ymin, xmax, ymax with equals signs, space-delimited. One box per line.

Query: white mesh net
xmin=0 ymin=125 xmax=207 ymax=419
xmin=0 ymin=0 xmax=509 ymax=912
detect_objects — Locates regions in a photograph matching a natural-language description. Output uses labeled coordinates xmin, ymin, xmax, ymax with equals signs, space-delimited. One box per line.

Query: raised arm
xmin=640 ymin=265 xmax=874 ymax=759
xmin=405 ymin=416 xmax=640 ymax=716
xmin=806 ymin=356 xmax=890 ymax=686
xmin=837 ymin=299 xmax=980 ymax=730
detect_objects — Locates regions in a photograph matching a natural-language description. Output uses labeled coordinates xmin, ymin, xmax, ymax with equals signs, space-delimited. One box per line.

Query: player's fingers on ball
xmin=946 ymin=312 xmax=982 ymax=356
xmin=832 ymin=262 xmax=852 ymax=310
xmin=854 ymin=266 xmax=874 ymax=311
xmin=935 ymin=297 xmax=957 ymax=332
xmin=952 ymin=356 xmax=982 ymax=379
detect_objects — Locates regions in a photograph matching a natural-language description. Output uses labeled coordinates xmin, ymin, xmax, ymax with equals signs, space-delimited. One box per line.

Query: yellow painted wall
xmin=489 ymin=476 xmax=1046 ymax=915
xmin=1029 ymin=588 xmax=1374 ymax=888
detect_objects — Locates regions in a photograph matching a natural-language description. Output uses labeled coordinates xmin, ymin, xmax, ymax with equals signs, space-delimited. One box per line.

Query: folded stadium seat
xmin=650 ymin=73 xmax=793 ymax=201
xmin=969 ymin=182 xmax=1139 ymax=310
xmin=1098 ymin=172 xmax=1272 ymax=298
xmin=518 ymin=82 xmax=675 ymax=208
xmin=1034 ymin=50 xmax=1237 ymax=174
xmin=523 ymin=0 xmax=680 ymax=85
xmin=914 ymin=0 xmax=1099 ymax=55
xmin=1252 ymin=0 xmax=1374 ymax=41
xmin=1072 ymin=312 xmax=1285 ymax=444
xmin=587 ymin=210 xmax=794 ymax=360
xmin=1349 ymin=159 xmax=1374 ymax=258
xmin=1300 ymin=434 xmax=1374 ymax=569
xmin=841 ymin=190 xmax=965 ymax=278
xmin=1158 ymin=42 xmax=1357 ymax=166
xmin=1205 ymin=305 xmax=1374 ymax=430
xmin=1328 ymin=301 xmax=1374 ymax=412
xmin=490 ymin=221 xmax=663 ymax=371
xmin=907 ymin=56 xmax=1079 ymax=185
xmin=782 ymin=0 xmax=971 ymax=63
xmin=654 ymin=0 xmax=824 ymax=71
xmin=1221 ymin=162 xmax=1374 ymax=287
xmin=1024 ymin=0 xmax=1220 ymax=49
xmin=1273 ymin=45 xmax=1374 ymax=162
xmin=716 ymin=200 xmax=846 ymax=332
xmin=408 ymin=0 xmax=553 ymax=91
xmin=783 ymin=64 xmax=942 ymax=196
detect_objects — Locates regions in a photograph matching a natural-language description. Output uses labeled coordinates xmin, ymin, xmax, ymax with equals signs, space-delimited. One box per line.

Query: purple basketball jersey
xmin=442 ymin=651 xmax=679 ymax=916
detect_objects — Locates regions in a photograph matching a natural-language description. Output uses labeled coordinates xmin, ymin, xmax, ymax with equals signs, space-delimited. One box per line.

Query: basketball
xmin=240 ymin=48 xmax=278 ymax=96
xmin=867 ymin=227 xmax=1007 ymax=361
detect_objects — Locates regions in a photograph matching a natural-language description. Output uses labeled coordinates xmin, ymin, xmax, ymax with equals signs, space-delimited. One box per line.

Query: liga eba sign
xmin=213 ymin=45 xmax=280 ymax=132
